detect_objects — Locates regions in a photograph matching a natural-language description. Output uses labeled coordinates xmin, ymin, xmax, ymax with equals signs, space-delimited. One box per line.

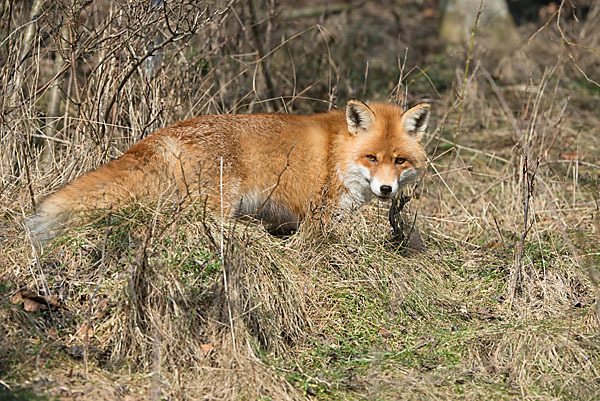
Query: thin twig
xmin=220 ymin=157 xmax=237 ymax=354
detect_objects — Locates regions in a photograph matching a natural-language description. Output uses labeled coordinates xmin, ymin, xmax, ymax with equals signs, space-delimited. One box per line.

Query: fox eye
xmin=395 ymin=157 xmax=407 ymax=165
xmin=366 ymin=155 xmax=377 ymax=163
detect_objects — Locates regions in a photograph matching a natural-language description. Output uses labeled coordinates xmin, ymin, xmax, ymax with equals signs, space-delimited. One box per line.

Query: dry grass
xmin=1 ymin=0 xmax=600 ymax=400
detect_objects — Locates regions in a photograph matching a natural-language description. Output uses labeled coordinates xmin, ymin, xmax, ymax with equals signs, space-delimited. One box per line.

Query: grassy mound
xmin=1 ymin=1 xmax=599 ymax=399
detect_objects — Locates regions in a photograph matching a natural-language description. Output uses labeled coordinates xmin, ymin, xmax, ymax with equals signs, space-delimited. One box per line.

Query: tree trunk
xmin=439 ymin=0 xmax=517 ymax=45
xmin=10 ymin=0 xmax=45 ymax=107
xmin=2 ymin=0 xmax=45 ymax=185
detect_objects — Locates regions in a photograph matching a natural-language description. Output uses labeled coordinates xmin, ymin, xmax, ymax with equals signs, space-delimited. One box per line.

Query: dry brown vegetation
xmin=1 ymin=0 xmax=599 ymax=400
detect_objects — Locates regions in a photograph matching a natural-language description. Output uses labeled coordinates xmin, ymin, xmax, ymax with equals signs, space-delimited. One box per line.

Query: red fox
xmin=27 ymin=100 xmax=429 ymax=243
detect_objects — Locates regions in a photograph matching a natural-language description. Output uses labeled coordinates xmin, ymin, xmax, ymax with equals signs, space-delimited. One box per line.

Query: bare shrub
xmin=1 ymin=1 xmax=599 ymax=400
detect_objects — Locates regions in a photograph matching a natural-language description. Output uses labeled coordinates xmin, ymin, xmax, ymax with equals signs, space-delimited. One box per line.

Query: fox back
xmin=27 ymin=100 xmax=429 ymax=244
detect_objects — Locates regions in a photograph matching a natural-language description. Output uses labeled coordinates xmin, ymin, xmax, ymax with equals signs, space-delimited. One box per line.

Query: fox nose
xmin=380 ymin=185 xmax=392 ymax=195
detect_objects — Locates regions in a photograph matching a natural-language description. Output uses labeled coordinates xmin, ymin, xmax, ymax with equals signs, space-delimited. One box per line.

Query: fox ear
xmin=346 ymin=100 xmax=375 ymax=135
xmin=401 ymin=104 xmax=430 ymax=141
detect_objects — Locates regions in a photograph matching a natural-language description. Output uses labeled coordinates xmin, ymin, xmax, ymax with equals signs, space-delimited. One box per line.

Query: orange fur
xmin=27 ymin=101 xmax=429 ymax=243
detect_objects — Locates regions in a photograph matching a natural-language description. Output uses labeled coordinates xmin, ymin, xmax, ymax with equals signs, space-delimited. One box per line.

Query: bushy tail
xmin=26 ymin=198 xmax=72 ymax=246
xmin=25 ymin=135 xmax=197 ymax=246
xmin=25 ymin=164 xmax=121 ymax=246
xmin=26 ymin=146 xmax=172 ymax=246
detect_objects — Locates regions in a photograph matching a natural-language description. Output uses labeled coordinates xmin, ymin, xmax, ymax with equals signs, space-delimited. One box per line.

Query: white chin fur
xmin=339 ymin=166 xmax=421 ymax=210
xmin=339 ymin=164 xmax=373 ymax=209
xmin=398 ymin=168 xmax=420 ymax=188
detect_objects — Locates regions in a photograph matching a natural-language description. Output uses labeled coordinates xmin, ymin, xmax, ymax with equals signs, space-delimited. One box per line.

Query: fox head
xmin=339 ymin=100 xmax=429 ymax=205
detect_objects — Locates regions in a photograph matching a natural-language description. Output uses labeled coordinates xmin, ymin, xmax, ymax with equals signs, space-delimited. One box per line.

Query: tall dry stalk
xmin=40 ymin=20 xmax=69 ymax=169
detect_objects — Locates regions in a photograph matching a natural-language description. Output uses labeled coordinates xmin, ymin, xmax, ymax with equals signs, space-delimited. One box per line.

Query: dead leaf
xmin=200 ymin=344 xmax=214 ymax=357
xmin=9 ymin=289 xmax=63 ymax=311
xmin=46 ymin=294 xmax=61 ymax=308
xmin=77 ymin=324 xmax=94 ymax=340
xmin=23 ymin=298 xmax=42 ymax=312
xmin=378 ymin=327 xmax=392 ymax=338
xmin=8 ymin=292 xmax=23 ymax=304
